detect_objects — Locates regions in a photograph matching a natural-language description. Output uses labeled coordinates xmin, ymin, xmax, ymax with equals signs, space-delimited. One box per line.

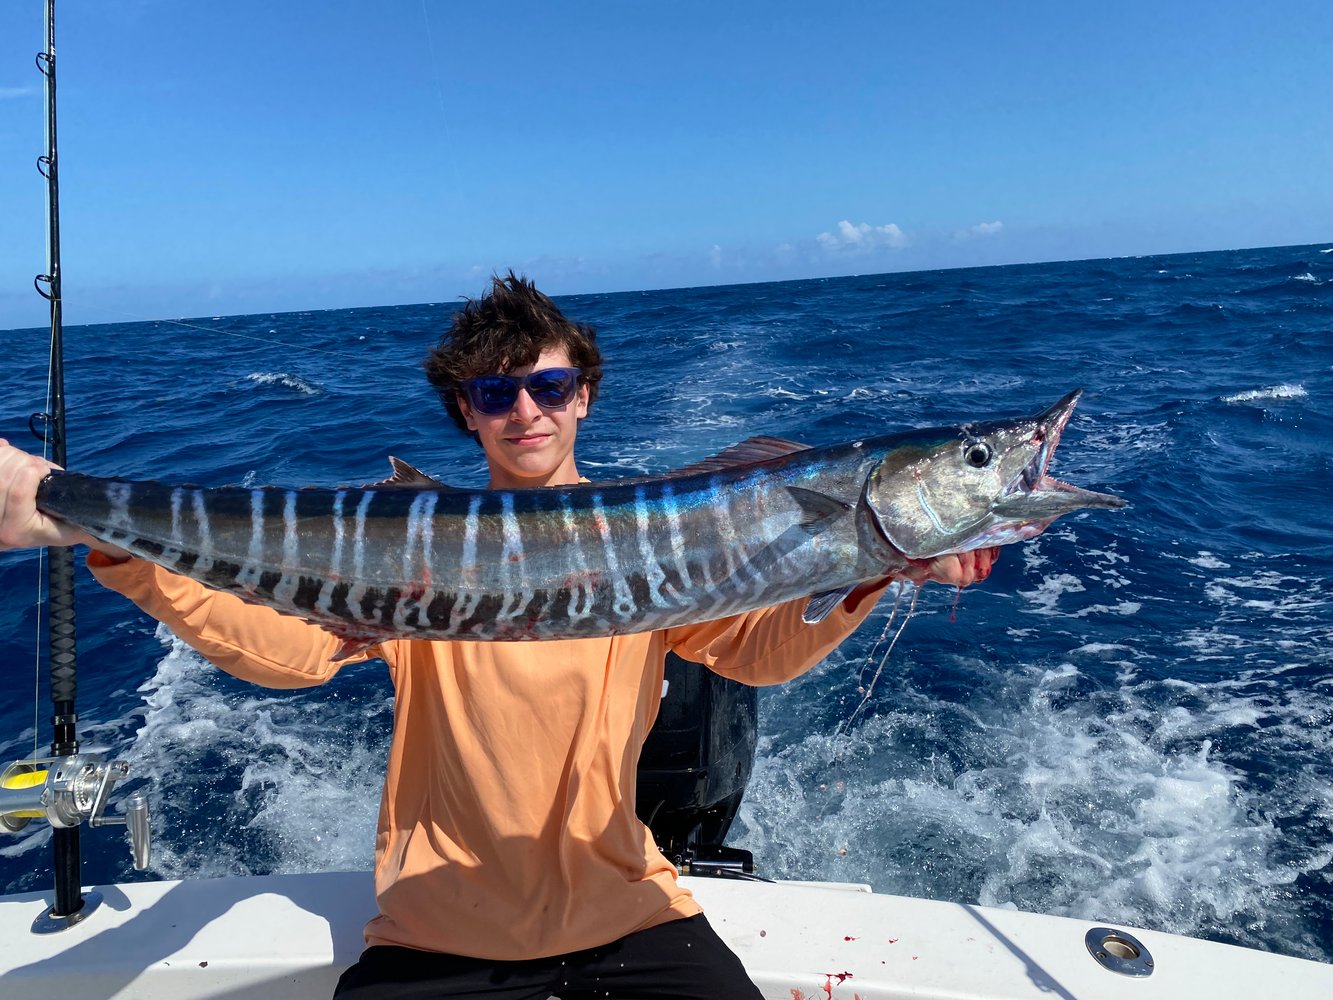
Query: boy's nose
xmin=509 ymin=387 xmax=542 ymax=420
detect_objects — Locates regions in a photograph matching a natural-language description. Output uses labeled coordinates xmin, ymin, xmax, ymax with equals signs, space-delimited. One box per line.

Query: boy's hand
xmin=844 ymin=548 xmax=999 ymax=612
xmin=0 ymin=439 xmax=127 ymax=559
xmin=902 ymin=548 xmax=999 ymax=588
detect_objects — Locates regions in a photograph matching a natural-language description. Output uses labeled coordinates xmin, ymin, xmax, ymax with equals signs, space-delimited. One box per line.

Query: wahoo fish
xmin=35 ymin=390 xmax=1124 ymax=658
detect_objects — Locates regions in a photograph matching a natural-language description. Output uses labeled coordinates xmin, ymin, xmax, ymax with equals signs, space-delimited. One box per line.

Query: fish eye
xmin=963 ymin=441 xmax=993 ymax=468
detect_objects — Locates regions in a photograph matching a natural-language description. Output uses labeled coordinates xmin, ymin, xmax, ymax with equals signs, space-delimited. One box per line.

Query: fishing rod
xmin=0 ymin=0 xmax=149 ymax=934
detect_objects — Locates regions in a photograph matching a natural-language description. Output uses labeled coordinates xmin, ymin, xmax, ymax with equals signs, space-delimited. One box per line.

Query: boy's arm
xmin=87 ymin=552 xmax=378 ymax=688
xmin=664 ymin=549 xmax=997 ymax=686
xmin=664 ymin=579 xmax=892 ymax=686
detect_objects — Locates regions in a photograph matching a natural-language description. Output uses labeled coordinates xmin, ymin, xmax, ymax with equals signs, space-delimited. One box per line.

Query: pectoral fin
xmin=803 ymin=585 xmax=854 ymax=624
xmin=786 ymin=486 xmax=854 ymax=534
xmin=327 ymin=629 xmax=384 ymax=662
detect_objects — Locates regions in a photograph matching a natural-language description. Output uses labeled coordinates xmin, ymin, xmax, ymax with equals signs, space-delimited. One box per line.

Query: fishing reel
xmin=0 ymin=754 xmax=150 ymax=871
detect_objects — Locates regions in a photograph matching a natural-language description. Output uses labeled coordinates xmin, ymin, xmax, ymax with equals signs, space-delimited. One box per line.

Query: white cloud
xmin=708 ymin=244 xmax=723 ymax=269
xmin=815 ymin=220 xmax=910 ymax=253
xmin=0 ymin=86 xmax=36 ymax=100
xmin=970 ymin=220 xmax=1004 ymax=237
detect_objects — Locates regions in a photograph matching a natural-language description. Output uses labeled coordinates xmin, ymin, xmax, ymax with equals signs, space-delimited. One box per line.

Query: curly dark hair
xmin=422 ymin=272 xmax=604 ymax=443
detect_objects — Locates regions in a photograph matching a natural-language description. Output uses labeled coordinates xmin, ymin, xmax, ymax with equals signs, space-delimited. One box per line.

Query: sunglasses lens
xmin=467 ymin=376 xmax=519 ymax=415
xmin=463 ymin=368 xmax=581 ymax=415
xmin=527 ymin=369 xmax=578 ymax=406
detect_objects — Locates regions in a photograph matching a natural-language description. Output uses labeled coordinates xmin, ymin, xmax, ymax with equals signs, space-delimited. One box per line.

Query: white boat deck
xmin=1 ymin=871 xmax=1330 ymax=999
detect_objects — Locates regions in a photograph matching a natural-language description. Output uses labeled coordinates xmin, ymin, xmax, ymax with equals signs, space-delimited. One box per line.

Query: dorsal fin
xmin=363 ymin=456 xmax=453 ymax=489
xmin=670 ymin=435 xmax=811 ymax=478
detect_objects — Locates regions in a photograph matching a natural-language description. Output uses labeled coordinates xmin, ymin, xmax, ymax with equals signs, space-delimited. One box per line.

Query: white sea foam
xmin=122 ymin=628 xmax=385 ymax=878
xmin=1292 ymin=272 xmax=1320 ymax=283
xmin=1078 ymin=600 xmax=1141 ymax=617
xmin=1220 ymin=384 xmax=1307 ymax=404
xmin=734 ymin=651 xmax=1333 ymax=961
xmin=1202 ymin=570 xmax=1326 ymax=622
xmin=1188 ymin=551 xmax=1231 ymax=570
xmin=1069 ymin=642 xmax=1134 ymax=656
xmin=1018 ymin=573 xmax=1085 ymax=615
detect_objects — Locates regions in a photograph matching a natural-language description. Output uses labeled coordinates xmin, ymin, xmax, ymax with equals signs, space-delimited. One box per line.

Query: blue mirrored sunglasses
xmin=461 ymin=367 xmax=583 ymax=415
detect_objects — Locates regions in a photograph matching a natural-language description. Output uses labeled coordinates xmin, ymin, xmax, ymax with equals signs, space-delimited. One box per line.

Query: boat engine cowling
xmin=635 ymin=652 xmax=757 ymax=876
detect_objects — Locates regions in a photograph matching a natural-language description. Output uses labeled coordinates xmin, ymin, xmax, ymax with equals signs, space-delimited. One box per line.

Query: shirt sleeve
xmin=86 ymin=552 xmax=381 ymax=688
xmin=663 ymin=582 xmax=892 ymax=687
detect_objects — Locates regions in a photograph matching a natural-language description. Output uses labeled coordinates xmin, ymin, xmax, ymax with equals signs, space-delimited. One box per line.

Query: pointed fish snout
xmin=1007 ymin=388 xmax=1126 ymax=513
xmin=1037 ymin=389 xmax=1084 ymax=430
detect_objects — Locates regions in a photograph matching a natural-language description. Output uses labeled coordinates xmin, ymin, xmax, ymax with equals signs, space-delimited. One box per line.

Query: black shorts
xmin=332 ymin=913 xmax=764 ymax=999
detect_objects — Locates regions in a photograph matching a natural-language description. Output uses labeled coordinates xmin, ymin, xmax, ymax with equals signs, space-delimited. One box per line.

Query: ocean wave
xmin=1220 ymin=384 xmax=1307 ymax=404
xmin=759 ymin=386 xmax=810 ymax=401
xmin=245 ymin=372 xmax=323 ymax=396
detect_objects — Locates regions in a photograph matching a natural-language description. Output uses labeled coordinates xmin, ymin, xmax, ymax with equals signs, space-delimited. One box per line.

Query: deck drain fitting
xmin=1085 ymin=926 xmax=1154 ymax=977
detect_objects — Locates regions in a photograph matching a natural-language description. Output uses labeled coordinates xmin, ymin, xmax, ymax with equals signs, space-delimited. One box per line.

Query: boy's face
xmin=458 ymin=344 xmax=590 ymax=489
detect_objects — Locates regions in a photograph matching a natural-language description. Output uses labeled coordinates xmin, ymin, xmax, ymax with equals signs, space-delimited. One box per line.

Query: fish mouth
xmin=992 ymin=390 xmax=1126 ymax=517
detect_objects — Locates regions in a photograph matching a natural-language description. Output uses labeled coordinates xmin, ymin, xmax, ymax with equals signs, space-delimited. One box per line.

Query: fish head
xmin=862 ymin=389 xmax=1126 ymax=559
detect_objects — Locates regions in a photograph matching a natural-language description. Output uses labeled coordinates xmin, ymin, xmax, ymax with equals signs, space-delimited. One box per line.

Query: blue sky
xmin=1 ymin=1 xmax=1330 ymax=328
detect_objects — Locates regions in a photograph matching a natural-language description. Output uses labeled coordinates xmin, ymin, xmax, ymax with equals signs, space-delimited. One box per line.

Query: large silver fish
xmin=36 ymin=390 xmax=1124 ymax=657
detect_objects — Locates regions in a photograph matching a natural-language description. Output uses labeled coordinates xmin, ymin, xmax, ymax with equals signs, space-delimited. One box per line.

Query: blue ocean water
xmin=1 ymin=244 xmax=1330 ymax=962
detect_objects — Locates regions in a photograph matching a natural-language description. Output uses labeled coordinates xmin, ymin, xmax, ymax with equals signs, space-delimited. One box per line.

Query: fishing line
xmin=32 ymin=551 xmax=44 ymax=761
xmin=855 ymin=584 xmax=905 ymax=697
xmin=840 ymin=585 xmax=921 ymax=739
xmin=815 ymin=589 xmax=918 ymax=826
xmin=93 ymin=309 xmax=364 ymax=360
xmin=419 ymin=0 xmax=464 ymax=199
xmin=29 ymin=311 xmax=61 ymax=759
xmin=820 ymin=584 xmax=918 ymax=814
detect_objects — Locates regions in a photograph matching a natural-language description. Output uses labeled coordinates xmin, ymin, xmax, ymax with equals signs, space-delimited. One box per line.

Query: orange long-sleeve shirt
xmin=88 ymin=551 xmax=884 ymax=960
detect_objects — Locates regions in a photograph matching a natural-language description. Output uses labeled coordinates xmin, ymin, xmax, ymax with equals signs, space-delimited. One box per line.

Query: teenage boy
xmin=0 ymin=274 xmax=996 ymax=999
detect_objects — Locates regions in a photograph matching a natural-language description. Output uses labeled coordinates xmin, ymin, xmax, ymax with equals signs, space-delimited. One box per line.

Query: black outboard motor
xmin=635 ymin=652 xmax=758 ymax=876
